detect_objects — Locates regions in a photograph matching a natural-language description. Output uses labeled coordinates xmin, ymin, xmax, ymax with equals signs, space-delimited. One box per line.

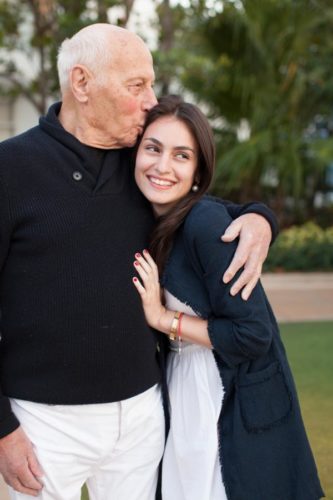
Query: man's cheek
xmin=122 ymin=97 xmax=140 ymax=115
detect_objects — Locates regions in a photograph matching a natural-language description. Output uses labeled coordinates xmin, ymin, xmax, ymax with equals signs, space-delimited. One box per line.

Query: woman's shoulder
xmin=184 ymin=197 xmax=233 ymax=238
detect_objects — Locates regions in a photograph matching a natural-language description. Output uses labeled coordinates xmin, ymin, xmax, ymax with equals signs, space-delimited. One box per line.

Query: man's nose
xmin=143 ymin=86 xmax=158 ymax=110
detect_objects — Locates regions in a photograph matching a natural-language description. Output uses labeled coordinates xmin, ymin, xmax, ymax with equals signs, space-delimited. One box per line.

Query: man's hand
xmin=0 ymin=426 xmax=43 ymax=496
xmin=222 ymin=213 xmax=272 ymax=300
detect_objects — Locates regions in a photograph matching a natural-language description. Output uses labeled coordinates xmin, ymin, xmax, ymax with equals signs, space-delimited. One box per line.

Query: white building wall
xmin=0 ymin=98 xmax=14 ymax=141
xmin=0 ymin=96 xmax=40 ymax=140
xmin=12 ymin=96 xmax=40 ymax=135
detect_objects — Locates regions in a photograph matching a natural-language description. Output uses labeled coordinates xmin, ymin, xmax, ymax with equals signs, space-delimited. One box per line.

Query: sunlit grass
xmin=280 ymin=321 xmax=333 ymax=500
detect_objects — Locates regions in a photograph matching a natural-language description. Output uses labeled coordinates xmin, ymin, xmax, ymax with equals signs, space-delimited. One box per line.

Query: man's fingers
xmin=231 ymin=272 xmax=260 ymax=300
xmin=18 ymin=462 xmax=43 ymax=490
xmin=229 ymin=269 xmax=251 ymax=296
xmin=28 ymin=452 xmax=43 ymax=478
xmin=229 ymin=257 xmax=262 ymax=298
xmin=223 ymin=247 xmax=248 ymax=284
xmin=5 ymin=471 xmax=42 ymax=497
xmin=221 ymin=220 xmax=242 ymax=243
xmin=10 ymin=477 xmax=40 ymax=497
xmin=240 ymin=277 xmax=258 ymax=301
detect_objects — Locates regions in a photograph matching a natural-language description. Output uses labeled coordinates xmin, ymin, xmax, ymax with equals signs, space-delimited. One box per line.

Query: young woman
xmin=132 ymin=95 xmax=324 ymax=500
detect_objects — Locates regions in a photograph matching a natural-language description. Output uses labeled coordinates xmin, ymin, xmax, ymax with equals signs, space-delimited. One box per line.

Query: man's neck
xmin=58 ymin=100 xmax=119 ymax=150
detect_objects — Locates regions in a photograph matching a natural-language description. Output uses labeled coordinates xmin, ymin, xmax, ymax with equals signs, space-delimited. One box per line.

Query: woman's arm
xmin=132 ymin=201 xmax=273 ymax=368
xmin=182 ymin=200 xmax=273 ymax=367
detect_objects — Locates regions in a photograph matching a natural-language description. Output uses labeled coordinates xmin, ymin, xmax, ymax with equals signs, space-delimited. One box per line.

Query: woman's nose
xmin=155 ymin=154 xmax=171 ymax=174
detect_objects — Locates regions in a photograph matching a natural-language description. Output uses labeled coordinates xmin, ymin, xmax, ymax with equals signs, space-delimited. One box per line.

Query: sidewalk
xmin=0 ymin=272 xmax=332 ymax=499
xmin=261 ymin=272 xmax=333 ymax=323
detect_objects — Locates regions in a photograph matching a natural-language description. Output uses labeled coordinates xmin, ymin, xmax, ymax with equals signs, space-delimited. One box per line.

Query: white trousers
xmin=8 ymin=384 xmax=165 ymax=500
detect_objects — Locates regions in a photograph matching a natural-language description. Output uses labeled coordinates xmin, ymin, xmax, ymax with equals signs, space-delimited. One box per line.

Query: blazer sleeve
xmin=0 ymin=174 xmax=20 ymax=437
xmin=204 ymin=194 xmax=279 ymax=243
xmin=183 ymin=201 xmax=273 ymax=368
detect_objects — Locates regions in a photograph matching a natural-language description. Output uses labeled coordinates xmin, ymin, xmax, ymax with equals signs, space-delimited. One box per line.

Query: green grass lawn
xmin=280 ymin=321 xmax=333 ymax=500
xmin=82 ymin=321 xmax=333 ymax=500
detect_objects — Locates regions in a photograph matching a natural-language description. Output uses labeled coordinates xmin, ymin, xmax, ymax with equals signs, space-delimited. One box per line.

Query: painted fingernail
xmin=143 ymin=249 xmax=149 ymax=254
xmin=133 ymin=277 xmax=138 ymax=282
xmin=135 ymin=253 xmax=141 ymax=259
xmin=134 ymin=261 xmax=139 ymax=266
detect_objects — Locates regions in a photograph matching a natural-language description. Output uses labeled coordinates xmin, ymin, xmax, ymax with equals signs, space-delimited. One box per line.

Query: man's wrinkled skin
xmin=222 ymin=213 xmax=271 ymax=300
xmin=0 ymin=427 xmax=43 ymax=496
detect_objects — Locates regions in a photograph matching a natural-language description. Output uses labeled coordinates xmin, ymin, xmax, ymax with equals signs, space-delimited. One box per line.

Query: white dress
xmin=162 ymin=291 xmax=228 ymax=500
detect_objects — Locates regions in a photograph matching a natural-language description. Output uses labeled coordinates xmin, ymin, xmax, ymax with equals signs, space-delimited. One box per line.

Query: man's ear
xmin=70 ymin=65 xmax=92 ymax=103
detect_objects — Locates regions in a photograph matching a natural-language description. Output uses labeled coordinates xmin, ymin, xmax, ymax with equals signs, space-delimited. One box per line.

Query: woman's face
xmin=135 ymin=116 xmax=198 ymax=216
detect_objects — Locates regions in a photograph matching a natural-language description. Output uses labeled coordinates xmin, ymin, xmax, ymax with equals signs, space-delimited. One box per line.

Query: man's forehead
xmin=123 ymin=68 xmax=155 ymax=84
xmin=112 ymin=52 xmax=155 ymax=82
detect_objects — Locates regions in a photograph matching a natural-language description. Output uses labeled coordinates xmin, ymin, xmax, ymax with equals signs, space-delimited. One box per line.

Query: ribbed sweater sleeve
xmin=0 ymin=175 xmax=20 ymax=437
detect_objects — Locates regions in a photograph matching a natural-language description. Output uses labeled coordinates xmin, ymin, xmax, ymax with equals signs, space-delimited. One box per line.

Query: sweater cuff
xmin=0 ymin=395 xmax=20 ymax=439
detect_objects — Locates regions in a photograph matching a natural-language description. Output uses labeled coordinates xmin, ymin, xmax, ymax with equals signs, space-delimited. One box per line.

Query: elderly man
xmin=0 ymin=24 xmax=277 ymax=499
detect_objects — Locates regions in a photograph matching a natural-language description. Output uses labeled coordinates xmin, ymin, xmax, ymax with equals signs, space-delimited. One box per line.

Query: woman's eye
xmin=175 ymin=152 xmax=190 ymax=160
xmin=145 ymin=145 xmax=159 ymax=153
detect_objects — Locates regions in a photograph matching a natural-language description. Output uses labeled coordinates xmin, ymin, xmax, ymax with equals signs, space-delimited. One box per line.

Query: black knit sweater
xmin=0 ymin=103 xmax=278 ymax=438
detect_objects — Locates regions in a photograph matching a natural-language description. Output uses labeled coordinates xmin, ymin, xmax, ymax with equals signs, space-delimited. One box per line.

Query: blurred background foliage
xmin=1 ymin=0 xmax=333 ymax=257
xmin=264 ymin=222 xmax=333 ymax=271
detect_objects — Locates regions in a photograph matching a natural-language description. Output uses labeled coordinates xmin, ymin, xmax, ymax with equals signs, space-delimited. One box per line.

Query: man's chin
xmin=122 ymin=135 xmax=140 ymax=148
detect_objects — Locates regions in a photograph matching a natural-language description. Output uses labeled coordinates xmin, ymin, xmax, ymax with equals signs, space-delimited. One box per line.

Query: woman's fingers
xmin=132 ymin=276 xmax=146 ymax=296
xmin=134 ymin=252 xmax=151 ymax=273
xmin=142 ymin=250 xmax=159 ymax=278
xmin=135 ymin=251 xmax=159 ymax=280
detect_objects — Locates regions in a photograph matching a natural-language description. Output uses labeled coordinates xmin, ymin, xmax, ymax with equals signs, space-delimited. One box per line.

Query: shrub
xmin=264 ymin=222 xmax=333 ymax=271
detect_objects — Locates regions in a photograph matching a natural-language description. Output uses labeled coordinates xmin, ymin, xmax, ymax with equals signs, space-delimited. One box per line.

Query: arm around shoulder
xmin=205 ymin=195 xmax=279 ymax=243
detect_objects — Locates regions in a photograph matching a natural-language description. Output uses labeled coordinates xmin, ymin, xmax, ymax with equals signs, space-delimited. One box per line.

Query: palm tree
xmin=179 ymin=0 xmax=333 ymax=223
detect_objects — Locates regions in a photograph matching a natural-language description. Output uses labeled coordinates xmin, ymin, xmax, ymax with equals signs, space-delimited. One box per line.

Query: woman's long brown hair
xmin=137 ymin=95 xmax=216 ymax=275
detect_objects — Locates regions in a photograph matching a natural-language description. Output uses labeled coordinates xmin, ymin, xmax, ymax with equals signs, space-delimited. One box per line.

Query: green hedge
xmin=264 ymin=222 xmax=333 ymax=271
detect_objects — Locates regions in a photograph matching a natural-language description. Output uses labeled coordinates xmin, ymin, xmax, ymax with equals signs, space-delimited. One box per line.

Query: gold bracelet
xmin=169 ymin=311 xmax=181 ymax=341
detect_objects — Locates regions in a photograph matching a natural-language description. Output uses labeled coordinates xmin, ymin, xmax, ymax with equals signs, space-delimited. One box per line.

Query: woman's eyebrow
xmin=143 ymin=137 xmax=162 ymax=145
xmin=144 ymin=137 xmax=195 ymax=153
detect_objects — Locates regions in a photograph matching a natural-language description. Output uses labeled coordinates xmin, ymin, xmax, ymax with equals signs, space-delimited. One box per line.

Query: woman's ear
xmin=69 ymin=64 xmax=92 ymax=103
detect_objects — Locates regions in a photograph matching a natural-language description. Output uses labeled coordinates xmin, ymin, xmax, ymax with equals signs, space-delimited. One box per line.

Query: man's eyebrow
xmin=127 ymin=77 xmax=155 ymax=84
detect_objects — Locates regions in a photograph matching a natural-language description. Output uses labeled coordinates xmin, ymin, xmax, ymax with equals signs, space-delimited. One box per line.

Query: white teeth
xmin=149 ymin=176 xmax=173 ymax=187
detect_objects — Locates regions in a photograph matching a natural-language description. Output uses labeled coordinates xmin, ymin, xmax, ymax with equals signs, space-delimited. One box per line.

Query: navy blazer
xmin=161 ymin=199 xmax=324 ymax=500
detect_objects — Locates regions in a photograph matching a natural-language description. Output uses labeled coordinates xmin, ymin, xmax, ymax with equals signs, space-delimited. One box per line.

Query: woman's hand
xmin=132 ymin=250 xmax=172 ymax=331
xmin=132 ymin=250 xmax=211 ymax=347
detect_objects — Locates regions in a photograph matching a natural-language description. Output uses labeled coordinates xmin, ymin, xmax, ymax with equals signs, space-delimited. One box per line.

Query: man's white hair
xmin=57 ymin=25 xmax=116 ymax=91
